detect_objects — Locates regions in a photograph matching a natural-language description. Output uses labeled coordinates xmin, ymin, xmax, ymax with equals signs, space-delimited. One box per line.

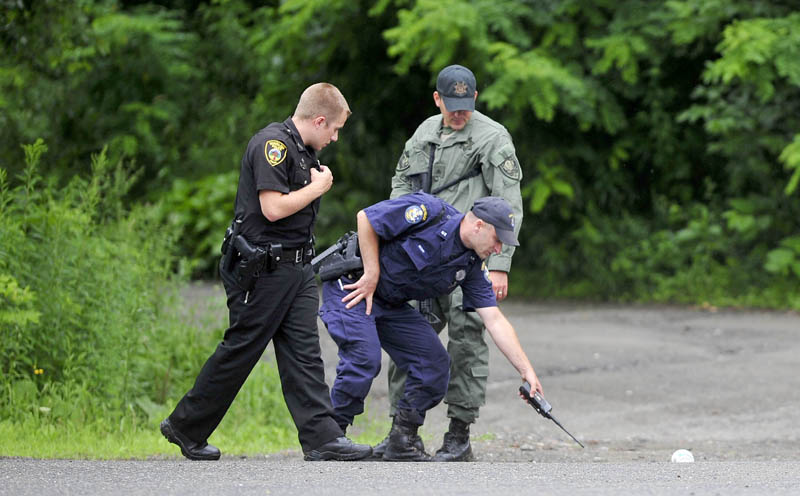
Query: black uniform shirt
xmin=234 ymin=118 xmax=320 ymax=247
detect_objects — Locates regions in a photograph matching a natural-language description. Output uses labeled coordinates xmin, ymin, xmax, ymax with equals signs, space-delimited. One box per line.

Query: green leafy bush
xmin=518 ymin=199 xmax=800 ymax=310
xmin=158 ymin=171 xmax=238 ymax=279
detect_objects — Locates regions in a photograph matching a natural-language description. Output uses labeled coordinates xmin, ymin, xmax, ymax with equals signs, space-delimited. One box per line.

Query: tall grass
xmin=0 ymin=140 xmax=305 ymax=458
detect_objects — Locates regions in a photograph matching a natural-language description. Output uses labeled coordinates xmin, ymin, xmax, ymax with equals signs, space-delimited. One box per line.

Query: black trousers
xmin=168 ymin=260 xmax=342 ymax=453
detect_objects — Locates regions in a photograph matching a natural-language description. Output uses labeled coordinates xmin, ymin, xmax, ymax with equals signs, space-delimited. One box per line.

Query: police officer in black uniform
xmin=160 ymin=83 xmax=372 ymax=462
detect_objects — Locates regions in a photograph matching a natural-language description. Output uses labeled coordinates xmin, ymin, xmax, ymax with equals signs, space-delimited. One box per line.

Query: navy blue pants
xmin=319 ymin=278 xmax=450 ymax=427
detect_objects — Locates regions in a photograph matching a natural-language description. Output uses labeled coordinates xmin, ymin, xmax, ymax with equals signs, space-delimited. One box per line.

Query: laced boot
xmin=381 ymin=409 xmax=430 ymax=462
xmin=432 ymin=418 xmax=474 ymax=462
xmin=370 ymin=428 xmax=424 ymax=460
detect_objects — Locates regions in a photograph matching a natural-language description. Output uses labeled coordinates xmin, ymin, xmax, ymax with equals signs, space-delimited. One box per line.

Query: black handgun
xmin=519 ymin=382 xmax=584 ymax=448
xmin=232 ymin=235 xmax=266 ymax=293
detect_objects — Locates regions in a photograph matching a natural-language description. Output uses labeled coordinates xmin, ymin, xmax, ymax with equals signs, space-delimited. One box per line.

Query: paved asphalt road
xmin=3 ymin=458 xmax=799 ymax=495
xmin=3 ymin=287 xmax=800 ymax=495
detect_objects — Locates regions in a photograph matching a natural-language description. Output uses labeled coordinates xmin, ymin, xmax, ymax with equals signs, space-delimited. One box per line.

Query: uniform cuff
xmin=486 ymin=254 xmax=512 ymax=273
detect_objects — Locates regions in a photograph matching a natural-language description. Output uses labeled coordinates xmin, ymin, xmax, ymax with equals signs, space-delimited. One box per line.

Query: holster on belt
xmin=230 ymin=235 xmax=265 ymax=292
xmin=418 ymin=298 xmax=441 ymax=325
xmin=220 ymin=218 xmax=290 ymax=292
xmin=220 ymin=219 xmax=240 ymax=273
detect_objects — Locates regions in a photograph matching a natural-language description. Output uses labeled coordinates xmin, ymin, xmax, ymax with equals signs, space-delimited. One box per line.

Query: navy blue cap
xmin=436 ymin=65 xmax=477 ymax=112
xmin=471 ymin=196 xmax=519 ymax=246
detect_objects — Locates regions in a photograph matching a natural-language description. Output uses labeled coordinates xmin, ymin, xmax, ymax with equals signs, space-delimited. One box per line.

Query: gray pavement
xmin=3 ymin=287 xmax=800 ymax=494
xmin=2 ymin=458 xmax=799 ymax=495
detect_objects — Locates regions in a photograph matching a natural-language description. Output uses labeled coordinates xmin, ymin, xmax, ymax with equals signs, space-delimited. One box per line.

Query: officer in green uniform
xmin=376 ymin=64 xmax=523 ymax=462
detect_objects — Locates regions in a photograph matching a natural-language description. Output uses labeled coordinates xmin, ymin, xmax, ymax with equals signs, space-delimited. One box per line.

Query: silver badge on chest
xmin=455 ymin=269 xmax=466 ymax=282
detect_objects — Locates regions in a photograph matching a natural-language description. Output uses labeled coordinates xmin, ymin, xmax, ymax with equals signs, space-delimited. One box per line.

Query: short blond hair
xmin=294 ymin=83 xmax=351 ymax=123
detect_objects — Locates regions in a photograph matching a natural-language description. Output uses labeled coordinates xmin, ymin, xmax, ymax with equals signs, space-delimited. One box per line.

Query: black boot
xmin=370 ymin=425 xmax=424 ymax=460
xmin=382 ymin=409 xmax=430 ymax=462
xmin=432 ymin=418 xmax=474 ymax=462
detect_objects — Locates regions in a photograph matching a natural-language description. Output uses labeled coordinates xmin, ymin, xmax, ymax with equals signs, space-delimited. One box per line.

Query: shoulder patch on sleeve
xmin=397 ymin=152 xmax=410 ymax=171
xmin=500 ymin=158 xmax=521 ymax=180
xmin=265 ymin=140 xmax=287 ymax=167
xmin=404 ymin=204 xmax=428 ymax=224
xmin=489 ymin=142 xmax=521 ymax=181
xmin=482 ymin=261 xmax=492 ymax=282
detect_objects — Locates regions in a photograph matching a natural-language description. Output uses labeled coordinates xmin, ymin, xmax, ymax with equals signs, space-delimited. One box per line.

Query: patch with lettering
xmin=404 ymin=204 xmax=428 ymax=224
xmin=265 ymin=140 xmax=287 ymax=167
xmin=453 ymin=81 xmax=469 ymax=96
xmin=482 ymin=261 xmax=491 ymax=282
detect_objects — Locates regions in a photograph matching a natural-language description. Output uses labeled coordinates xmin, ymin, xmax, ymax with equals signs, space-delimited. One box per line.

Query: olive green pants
xmin=387 ymin=288 xmax=488 ymax=424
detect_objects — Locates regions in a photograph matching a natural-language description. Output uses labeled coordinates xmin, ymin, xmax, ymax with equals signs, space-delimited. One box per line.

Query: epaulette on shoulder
xmin=471 ymin=111 xmax=509 ymax=135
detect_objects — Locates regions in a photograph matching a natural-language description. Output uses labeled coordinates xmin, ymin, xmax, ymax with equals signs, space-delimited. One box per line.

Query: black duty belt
xmin=278 ymin=245 xmax=315 ymax=265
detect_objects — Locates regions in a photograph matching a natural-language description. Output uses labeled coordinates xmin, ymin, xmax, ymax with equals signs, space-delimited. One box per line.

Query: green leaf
xmin=764 ymin=248 xmax=795 ymax=274
xmin=779 ymin=134 xmax=800 ymax=195
xmin=528 ymin=181 xmax=551 ymax=213
xmin=779 ymin=235 xmax=800 ymax=253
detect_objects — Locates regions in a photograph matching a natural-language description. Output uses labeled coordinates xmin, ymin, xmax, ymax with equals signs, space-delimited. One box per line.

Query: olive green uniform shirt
xmin=390 ymin=110 xmax=523 ymax=272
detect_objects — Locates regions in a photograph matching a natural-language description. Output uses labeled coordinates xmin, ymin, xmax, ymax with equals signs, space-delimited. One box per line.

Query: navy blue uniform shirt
xmin=363 ymin=192 xmax=496 ymax=310
xmin=234 ymin=117 xmax=319 ymax=247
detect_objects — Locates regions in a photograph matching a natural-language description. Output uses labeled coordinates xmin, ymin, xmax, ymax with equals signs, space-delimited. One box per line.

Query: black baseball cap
xmin=471 ymin=197 xmax=519 ymax=246
xmin=436 ymin=65 xmax=477 ymax=112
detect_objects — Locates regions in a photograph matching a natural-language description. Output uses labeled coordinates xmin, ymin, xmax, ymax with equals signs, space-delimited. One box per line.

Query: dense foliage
xmin=2 ymin=0 xmax=799 ymax=300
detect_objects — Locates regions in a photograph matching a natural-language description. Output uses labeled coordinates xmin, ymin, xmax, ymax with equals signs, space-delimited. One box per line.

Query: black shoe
xmin=304 ymin=437 xmax=373 ymax=461
xmin=160 ymin=418 xmax=221 ymax=461
xmin=432 ymin=418 xmax=474 ymax=462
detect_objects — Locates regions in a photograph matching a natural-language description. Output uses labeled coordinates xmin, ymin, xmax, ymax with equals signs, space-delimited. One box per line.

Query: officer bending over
xmin=317 ymin=192 xmax=542 ymax=461
xmin=160 ymin=83 xmax=372 ymax=462
xmin=387 ymin=63 xmax=524 ymax=462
